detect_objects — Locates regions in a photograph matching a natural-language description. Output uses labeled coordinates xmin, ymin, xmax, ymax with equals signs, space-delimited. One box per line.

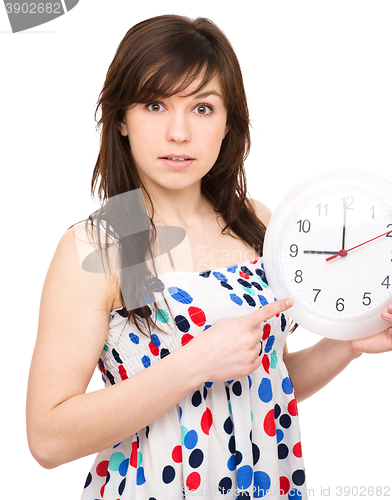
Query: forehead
xmin=176 ymin=73 xmax=223 ymax=98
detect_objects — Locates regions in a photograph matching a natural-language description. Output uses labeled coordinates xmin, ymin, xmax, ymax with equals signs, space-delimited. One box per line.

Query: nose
xmin=165 ymin=112 xmax=191 ymax=143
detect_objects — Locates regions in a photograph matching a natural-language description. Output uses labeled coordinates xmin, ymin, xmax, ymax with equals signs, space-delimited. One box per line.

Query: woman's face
xmin=119 ymin=74 xmax=229 ymax=198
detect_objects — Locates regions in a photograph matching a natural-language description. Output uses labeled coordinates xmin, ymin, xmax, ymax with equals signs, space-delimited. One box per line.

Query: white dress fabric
xmin=80 ymin=256 xmax=308 ymax=500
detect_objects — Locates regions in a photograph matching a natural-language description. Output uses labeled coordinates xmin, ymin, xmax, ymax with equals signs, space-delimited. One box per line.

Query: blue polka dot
xmin=253 ymin=471 xmax=271 ymax=498
xmin=282 ymin=377 xmax=294 ymax=395
xmin=236 ymin=465 xmax=253 ymax=490
xmin=227 ymin=454 xmax=236 ymax=471
xmin=227 ymin=264 xmax=238 ymax=273
xmin=205 ymin=381 xmax=213 ymax=388
xmin=258 ymin=378 xmax=273 ymax=403
xmin=258 ymin=295 xmax=269 ymax=306
xmin=213 ymin=271 xmax=228 ymax=282
xmin=150 ymin=334 xmax=161 ymax=347
xmin=247 ymin=375 xmax=252 ymax=389
xmin=184 ymin=430 xmax=198 ymax=449
xmin=265 ymin=335 xmax=275 ymax=354
xmin=168 ymin=287 xmax=193 ymax=304
xmin=141 ymin=355 xmax=151 ymax=368
xmin=119 ymin=458 xmax=129 ymax=477
xmin=136 ymin=466 xmax=146 ymax=485
xmin=276 ymin=429 xmax=284 ymax=443
xmin=288 ymin=489 xmax=303 ymax=500
xmin=230 ymin=293 xmax=243 ymax=305
xmin=129 ymin=332 xmax=140 ymax=344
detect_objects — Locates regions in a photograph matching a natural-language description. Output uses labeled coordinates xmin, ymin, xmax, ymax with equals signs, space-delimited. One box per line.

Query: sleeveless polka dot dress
xmin=81 ymin=257 xmax=308 ymax=500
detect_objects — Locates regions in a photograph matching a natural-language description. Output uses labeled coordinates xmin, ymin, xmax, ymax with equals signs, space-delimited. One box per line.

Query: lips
xmin=159 ymin=154 xmax=196 ymax=169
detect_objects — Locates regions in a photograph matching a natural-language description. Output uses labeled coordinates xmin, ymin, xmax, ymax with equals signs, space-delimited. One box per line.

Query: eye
xmin=193 ymin=104 xmax=213 ymax=115
xmin=146 ymin=102 xmax=164 ymax=112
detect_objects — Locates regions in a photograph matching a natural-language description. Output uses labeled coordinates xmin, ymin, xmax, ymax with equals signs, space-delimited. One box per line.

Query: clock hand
xmin=303 ymin=250 xmax=339 ymax=255
xmin=341 ymin=198 xmax=348 ymax=251
xmin=326 ymin=229 xmax=392 ymax=262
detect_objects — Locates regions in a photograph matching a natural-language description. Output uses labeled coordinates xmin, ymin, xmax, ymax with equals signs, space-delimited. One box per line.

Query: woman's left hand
xmin=350 ymin=304 xmax=392 ymax=354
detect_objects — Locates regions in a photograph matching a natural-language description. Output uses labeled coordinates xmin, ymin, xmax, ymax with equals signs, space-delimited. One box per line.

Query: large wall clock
xmin=263 ymin=169 xmax=392 ymax=340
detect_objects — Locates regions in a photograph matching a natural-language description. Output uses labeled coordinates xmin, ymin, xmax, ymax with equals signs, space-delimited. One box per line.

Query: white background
xmin=1 ymin=1 xmax=391 ymax=498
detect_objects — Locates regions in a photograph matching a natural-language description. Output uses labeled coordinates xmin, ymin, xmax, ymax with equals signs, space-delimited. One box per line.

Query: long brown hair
xmin=88 ymin=15 xmax=266 ymax=335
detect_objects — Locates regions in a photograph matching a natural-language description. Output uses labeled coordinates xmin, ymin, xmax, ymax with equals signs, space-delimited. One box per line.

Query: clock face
xmin=263 ymin=170 xmax=392 ymax=340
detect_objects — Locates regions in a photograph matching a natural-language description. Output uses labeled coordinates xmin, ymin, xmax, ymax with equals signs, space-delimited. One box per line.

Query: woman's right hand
xmin=188 ymin=298 xmax=293 ymax=383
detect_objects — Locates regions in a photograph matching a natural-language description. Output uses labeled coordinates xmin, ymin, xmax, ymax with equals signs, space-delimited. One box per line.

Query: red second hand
xmin=326 ymin=229 xmax=392 ymax=262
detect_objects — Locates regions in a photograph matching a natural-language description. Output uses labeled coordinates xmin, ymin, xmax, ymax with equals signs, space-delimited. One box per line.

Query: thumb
xmin=243 ymin=298 xmax=294 ymax=328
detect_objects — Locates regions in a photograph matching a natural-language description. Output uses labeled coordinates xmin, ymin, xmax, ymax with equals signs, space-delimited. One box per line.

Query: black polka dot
xmin=162 ymin=465 xmax=176 ymax=484
xmin=232 ymin=381 xmax=242 ymax=396
xmin=221 ymin=281 xmax=233 ymax=290
xmin=241 ymin=266 xmax=253 ymax=276
xmin=118 ymin=478 xmax=126 ymax=495
xmin=160 ymin=348 xmax=170 ymax=358
xmin=225 ymin=386 xmax=231 ymax=400
xmin=292 ymin=469 xmax=306 ymax=486
xmin=237 ymin=278 xmax=252 ymax=288
xmin=191 ymin=390 xmax=202 ymax=407
xmin=278 ymin=443 xmax=289 ymax=459
xmin=189 ymin=448 xmax=204 ymax=468
xmin=251 ymin=281 xmax=263 ymax=291
xmin=252 ymin=443 xmax=260 ymax=465
xmin=84 ymin=472 xmax=92 ymax=488
xmin=274 ymin=404 xmax=281 ymax=419
xmin=235 ymin=450 xmax=243 ymax=465
xmin=203 ymin=386 xmax=208 ymax=400
xmin=228 ymin=435 xmax=236 ymax=454
xmin=224 ymin=416 xmax=233 ymax=434
xmin=199 ymin=270 xmax=211 ymax=278
xmin=243 ymin=294 xmax=256 ymax=307
xmin=218 ymin=476 xmax=233 ymax=494
xmin=279 ymin=414 xmax=292 ymax=429
xmin=236 ymin=492 xmax=250 ymax=498
xmin=145 ymin=426 xmax=150 ymax=438
xmin=175 ymin=315 xmax=190 ymax=333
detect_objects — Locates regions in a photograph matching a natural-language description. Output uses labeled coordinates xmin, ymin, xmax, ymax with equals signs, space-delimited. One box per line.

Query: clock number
xmin=316 ymin=203 xmax=328 ymax=216
xmin=294 ymin=270 xmax=303 ymax=283
xmin=370 ymin=206 xmax=375 ymax=219
xmin=336 ymin=298 xmax=345 ymax=312
xmin=386 ymin=224 xmax=392 ymax=237
xmin=341 ymin=196 xmax=354 ymax=210
xmin=297 ymin=219 xmax=311 ymax=233
xmin=290 ymin=244 xmax=298 ymax=258
xmin=362 ymin=292 xmax=372 ymax=306
xmin=313 ymin=289 xmax=321 ymax=302
xmin=381 ymin=276 xmax=390 ymax=289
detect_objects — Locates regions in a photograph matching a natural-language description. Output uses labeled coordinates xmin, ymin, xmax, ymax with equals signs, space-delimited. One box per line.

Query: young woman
xmin=26 ymin=15 xmax=392 ymax=500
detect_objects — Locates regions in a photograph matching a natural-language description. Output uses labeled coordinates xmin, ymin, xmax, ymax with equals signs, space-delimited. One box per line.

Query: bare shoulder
xmin=249 ymin=198 xmax=272 ymax=227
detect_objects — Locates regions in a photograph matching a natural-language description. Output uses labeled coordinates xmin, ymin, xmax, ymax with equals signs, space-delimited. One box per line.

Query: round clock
xmin=263 ymin=169 xmax=392 ymax=340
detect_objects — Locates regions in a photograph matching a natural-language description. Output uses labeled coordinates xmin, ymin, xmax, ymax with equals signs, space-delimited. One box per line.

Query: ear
xmin=118 ymin=118 xmax=128 ymax=137
xmin=224 ymin=122 xmax=230 ymax=137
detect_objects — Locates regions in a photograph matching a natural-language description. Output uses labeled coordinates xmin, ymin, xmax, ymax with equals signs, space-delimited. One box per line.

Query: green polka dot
xmin=137 ymin=451 xmax=143 ymax=467
xmin=103 ymin=344 xmax=109 ymax=351
xmin=181 ymin=425 xmax=188 ymax=446
xmin=156 ymin=308 xmax=169 ymax=323
xmin=243 ymin=286 xmax=255 ymax=296
xmin=228 ymin=402 xmax=232 ymax=415
xmin=251 ymin=411 xmax=254 ymax=421
xmin=108 ymin=452 xmax=125 ymax=471
xmin=257 ymin=277 xmax=268 ymax=288
xmin=270 ymin=350 xmax=278 ymax=369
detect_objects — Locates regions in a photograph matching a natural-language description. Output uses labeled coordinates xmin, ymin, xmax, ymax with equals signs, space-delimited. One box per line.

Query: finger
xmin=244 ymin=298 xmax=294 ymax=328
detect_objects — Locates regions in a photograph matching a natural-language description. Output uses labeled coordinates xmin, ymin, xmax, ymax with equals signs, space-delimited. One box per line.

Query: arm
xmin=27 ymin=224 xmax=293 ymax=469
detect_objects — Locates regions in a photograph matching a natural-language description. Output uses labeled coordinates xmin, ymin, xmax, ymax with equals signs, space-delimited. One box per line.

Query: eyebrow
xmin=192 ymin=90 xmax=222 ymax=99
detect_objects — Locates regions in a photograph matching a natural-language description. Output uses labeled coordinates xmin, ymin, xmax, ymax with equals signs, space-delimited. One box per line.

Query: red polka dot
xmin=293 ymin=442 xmax=302 ymax=458
xmin=262 ymin=324 xmax=271 ymax=340
xmin=172 ymin=445 xmax=182 ymax=463
xmin=100 ymin=484 xmax=106 ymax=497
xmin=96 ymin=460 xmax=109 ymax=477
xmin=263 ymin=408 xmax=276 ymax=437
xmin=148 ymin=342 xmax=159 ymax=356
xmin=130 ymin=441 xmax=138 ymax=468
xmin=201 ymin=408 xmax=213 ymax=435
xmin=118 ymin=365 xmax=128 ymax=380
xmin=239 ymin=271 xmax=249 ymax=279
xmin=98 ymin=364 xmax=106 ymax=375
xmin=280 ymin=476 xmax=290 ymax=495
xmin=250 ymin=258 xmax=259 ymax=264
xmin=186 ymin=471 xmax=201 ymax=490
xmin=262 ymin=354 xmax=270 ymax=374
xmin=181 ymin=333 xmax=194 ymax=346
xmin=288 ymin=398 xmax=298 ymax=416
xmin=188 ymin=306 xmax=206 ymax=327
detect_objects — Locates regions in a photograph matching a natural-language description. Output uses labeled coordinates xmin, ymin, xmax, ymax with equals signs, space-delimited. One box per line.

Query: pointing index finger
xmin=245 ymin=298 xmax=294 ymax=327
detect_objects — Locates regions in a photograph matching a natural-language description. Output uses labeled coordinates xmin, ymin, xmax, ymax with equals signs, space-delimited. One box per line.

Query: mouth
xmin=159 ymin=155 xmax=196 ymax=169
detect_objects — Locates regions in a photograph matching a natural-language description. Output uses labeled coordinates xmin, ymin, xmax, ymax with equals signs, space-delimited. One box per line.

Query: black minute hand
xmin=303 ymin=250 xmax=339 ymax=255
